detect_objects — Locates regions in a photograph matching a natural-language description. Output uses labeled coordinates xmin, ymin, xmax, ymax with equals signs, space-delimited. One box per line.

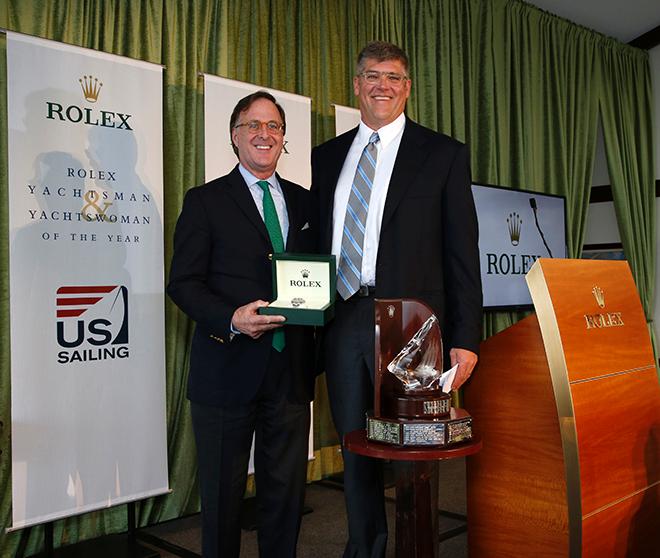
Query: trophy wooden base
xmin=366 ymin=408 xmax=472 ymax=447
xmin=382 ymin=391 xmax=451 ymax=418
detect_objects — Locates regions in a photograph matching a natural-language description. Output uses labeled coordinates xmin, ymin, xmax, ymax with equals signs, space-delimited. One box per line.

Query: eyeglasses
xmin=234 ymin=120 xmax=285 ymax=134
xmin=358 ymin=71 xmax=409 ymax=85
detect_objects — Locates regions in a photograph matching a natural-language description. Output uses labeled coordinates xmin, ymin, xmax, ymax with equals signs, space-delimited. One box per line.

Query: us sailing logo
xmin=56 ymin=285 xmax=129 ymax=364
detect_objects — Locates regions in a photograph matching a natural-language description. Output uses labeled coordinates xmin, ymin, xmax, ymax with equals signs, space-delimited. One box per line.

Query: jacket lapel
xmin=225 ymin=165 xmax=271 ymax=247
xmin=381 ymin=119 xmax=427 ymax=231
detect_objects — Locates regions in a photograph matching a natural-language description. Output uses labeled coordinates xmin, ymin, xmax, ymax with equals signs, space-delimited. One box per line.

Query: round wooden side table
xmin=344 ymin=429 xmax=482 ymax=558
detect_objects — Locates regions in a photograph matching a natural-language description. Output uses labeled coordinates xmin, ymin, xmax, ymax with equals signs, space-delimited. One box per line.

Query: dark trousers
xmin=191 ymin=348 xmax=310 ymax=558
xmin=325 ymin=297 xmax=388 ymax=558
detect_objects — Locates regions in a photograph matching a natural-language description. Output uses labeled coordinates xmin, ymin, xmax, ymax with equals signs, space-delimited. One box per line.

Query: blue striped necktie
xmin=257 ymin=180 xmax=285 ymax=352
xmin=337 ymin=132 xmax=380 ymax=300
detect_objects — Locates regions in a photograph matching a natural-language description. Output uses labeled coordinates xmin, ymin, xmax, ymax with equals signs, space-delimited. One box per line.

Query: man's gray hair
xmin=356 ymin=41 xmax=409 ymax=76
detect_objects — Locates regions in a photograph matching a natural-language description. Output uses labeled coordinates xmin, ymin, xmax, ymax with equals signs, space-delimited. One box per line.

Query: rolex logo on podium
xmin=367 ymin=299 xmax=473 ymax=447
xmin=592 ymin=285 xmax=605 ymax=308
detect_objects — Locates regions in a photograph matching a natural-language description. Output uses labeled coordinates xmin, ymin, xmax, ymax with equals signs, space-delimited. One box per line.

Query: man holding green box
xmin=168 ymin=90 xmax=315 ymax=558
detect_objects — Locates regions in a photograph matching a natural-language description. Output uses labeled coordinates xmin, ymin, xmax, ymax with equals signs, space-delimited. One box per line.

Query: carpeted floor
xmin=139 ymin=456 xmax=468 ymax=557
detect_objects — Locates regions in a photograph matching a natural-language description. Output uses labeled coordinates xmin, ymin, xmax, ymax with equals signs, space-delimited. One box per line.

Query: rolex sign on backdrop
xmin=7 ymin=31 xmax=169 ymax=529
xmin=471 ymin=184 xmax=567 ymax=308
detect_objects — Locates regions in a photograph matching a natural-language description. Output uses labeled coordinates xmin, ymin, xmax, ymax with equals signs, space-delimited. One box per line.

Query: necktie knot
xmin=369 ymin=132 xmax=380 ymax=145
xmin=257 ymin=179 xmax=270 ymax=192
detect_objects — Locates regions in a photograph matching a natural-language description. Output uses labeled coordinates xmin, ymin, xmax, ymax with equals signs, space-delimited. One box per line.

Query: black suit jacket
xmin=311 ymin=118 xmax=482 ymax=353
xmin=168 ymin=165 xmax=316 ymax=405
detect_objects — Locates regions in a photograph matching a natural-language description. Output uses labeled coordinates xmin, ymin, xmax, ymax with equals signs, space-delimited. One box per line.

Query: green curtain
xmin=401 ymin=0 xmax=604 ymax=338
xmin=0 ymin=0 xmax=655 ymax=555
xmin=597 ymin=43 xmax=656 ymax=341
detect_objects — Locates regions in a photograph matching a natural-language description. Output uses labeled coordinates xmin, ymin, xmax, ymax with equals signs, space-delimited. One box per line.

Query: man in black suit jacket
xmin=168 ymin=91 xmax=314 ymax=557
xmin=311 ymin=42 xmax=482 ymax=557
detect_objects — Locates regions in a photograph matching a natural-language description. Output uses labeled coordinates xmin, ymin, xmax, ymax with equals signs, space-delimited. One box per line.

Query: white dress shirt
xmin=331 ymin=112 xmax=406 ymax=286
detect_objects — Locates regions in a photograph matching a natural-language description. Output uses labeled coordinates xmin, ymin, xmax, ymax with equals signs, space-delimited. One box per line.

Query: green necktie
xmin=257 ymin=180 xmax=285 ymax=352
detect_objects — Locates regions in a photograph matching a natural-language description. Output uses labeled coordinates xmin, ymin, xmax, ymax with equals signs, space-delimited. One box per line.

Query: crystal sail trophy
xmin=367 ymin=299 xmax=473 ymax=446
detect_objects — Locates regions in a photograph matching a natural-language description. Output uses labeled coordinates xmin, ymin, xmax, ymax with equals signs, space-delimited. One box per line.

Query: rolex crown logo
xmin=301 ymin=269 xmax=310 ymax=278
xmin=592 ymin=285 xmax=605 ymax=308
xmin=79 ymin=75 xmax=103 ymax=103
xmin=507 ymin=212 xmax=522 ymax=246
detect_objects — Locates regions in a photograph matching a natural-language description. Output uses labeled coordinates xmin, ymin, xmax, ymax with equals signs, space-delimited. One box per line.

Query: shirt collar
xmin=238 ymin=164 xmax=277 ymax=188
xmin=357 ymin=112 xmax=406 ymax=150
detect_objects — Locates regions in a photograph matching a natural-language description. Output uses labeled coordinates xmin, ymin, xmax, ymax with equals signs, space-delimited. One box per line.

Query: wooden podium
xmin=464 ymin=258 xmax=660 ymax=557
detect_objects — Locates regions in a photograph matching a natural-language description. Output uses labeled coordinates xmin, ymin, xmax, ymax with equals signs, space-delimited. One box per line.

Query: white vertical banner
xmin=203 ymin=75 xmax=314 ymax=469
xmin=333 ymin=104 xmax=360 ymax=136
xmin=7 ymin=32 xmax=169 ymax=529
xmin=203 ymin=75 xmax=312 ymax=188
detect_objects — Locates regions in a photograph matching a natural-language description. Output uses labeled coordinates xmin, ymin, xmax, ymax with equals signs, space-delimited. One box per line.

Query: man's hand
xmin=231 ymin=300 xmax=285 ymax=339
xmin=449 ymin=348 xmax=478 ymax=390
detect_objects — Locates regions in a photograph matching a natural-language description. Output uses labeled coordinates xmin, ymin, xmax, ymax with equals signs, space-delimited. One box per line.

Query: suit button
xmin=268 ymin=253 xmax=273 ymax=260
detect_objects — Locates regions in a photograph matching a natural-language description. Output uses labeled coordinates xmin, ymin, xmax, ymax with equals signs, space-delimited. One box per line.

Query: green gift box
xmin=259 ymin=253 xmax=336 ymax=326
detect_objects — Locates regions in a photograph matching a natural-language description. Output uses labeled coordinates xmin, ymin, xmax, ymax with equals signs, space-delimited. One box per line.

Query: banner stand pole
xmin=44 ymin=522 xmax=54 ymax=558
xmin=128 ymin=501 xmax=137 ymax=542
xmin=28 ymin=503 xmax=159 ymax=558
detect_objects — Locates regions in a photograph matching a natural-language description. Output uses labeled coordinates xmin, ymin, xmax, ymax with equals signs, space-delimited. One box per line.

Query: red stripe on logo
xmin=57 ymin=309 xmax=87 ymax=318
xmin=56 ymin=286 xmax=116 ymax=294
xmin=56 ymin=297 xmax=103 ymax=306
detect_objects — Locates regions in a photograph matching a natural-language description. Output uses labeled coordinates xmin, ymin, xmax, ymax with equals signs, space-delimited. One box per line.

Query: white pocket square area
xmin=301 ymin=222 xmax=310 ymax=230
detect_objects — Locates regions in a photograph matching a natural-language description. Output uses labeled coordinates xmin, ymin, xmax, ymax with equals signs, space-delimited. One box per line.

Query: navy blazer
xmin=168 ymin=165 xmax=316 ymax=405
xmin=311 ymin=118 xmax=482 ymax=354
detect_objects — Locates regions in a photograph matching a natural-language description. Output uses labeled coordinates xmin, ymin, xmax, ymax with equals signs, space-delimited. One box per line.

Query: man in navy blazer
xmin=168 ymin=91 xmax=314 ymax=557
xmin=311 ymin=42 xmax=482 ymax=557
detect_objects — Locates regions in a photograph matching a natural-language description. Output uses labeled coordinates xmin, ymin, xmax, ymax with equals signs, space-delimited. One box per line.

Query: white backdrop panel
xmin=7 ymin=32 xmax=169 ymax=529
xmin=334 ymin=104 xmax=360 ymax=136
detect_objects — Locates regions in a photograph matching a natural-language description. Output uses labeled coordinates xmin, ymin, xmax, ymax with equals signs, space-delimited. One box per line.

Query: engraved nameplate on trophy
xmin=366 ymin=299 xmax=473 ymax=447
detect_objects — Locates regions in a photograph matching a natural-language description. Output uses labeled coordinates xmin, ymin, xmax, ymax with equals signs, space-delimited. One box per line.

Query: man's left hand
xmin=449 ymin=348 xmax=478 ymax=390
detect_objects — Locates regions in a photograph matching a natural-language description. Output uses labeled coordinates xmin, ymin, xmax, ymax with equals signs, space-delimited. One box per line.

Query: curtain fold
xmin=0 ymin=0 xmax=655 ymax=555
xmin=597 ymin=42 xmax=656 ymax=355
